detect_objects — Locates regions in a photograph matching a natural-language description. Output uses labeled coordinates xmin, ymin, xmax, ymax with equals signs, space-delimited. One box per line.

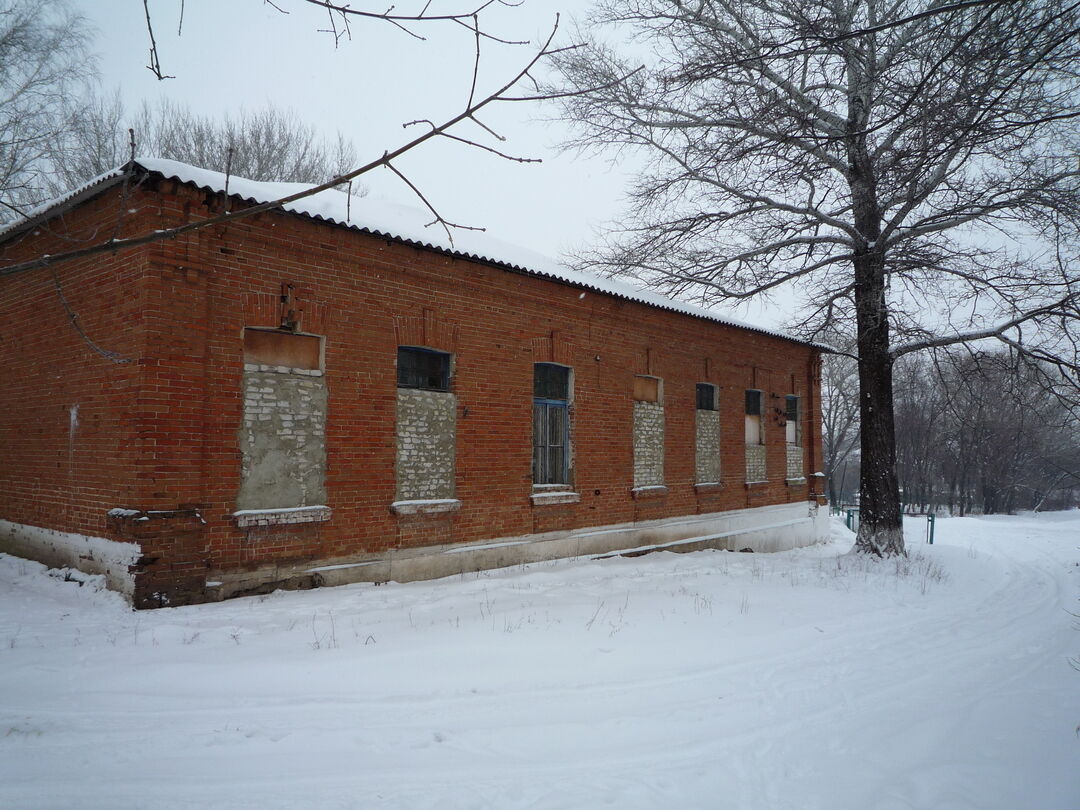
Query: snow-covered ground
xmin=1 ymin=513 xmax=1078 ymax=809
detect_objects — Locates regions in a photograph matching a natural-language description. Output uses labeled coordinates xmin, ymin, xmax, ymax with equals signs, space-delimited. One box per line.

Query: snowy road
xmin=1 ymin=513 xmax=1078 ymax=809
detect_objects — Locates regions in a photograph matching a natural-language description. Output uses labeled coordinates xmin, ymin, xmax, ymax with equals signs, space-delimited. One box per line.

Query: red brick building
xmin=0 ymin=159 xmax=827 ymax=608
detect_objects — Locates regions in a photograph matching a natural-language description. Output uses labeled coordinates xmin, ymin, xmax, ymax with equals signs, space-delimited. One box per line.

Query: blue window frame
xmin=533 ymin=364 xmax=570 ymax=485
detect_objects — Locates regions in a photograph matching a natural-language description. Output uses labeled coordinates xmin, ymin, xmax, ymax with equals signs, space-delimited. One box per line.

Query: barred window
xmin=397 ymin=347 xmax=451 ymax=392
xmin=533 ymin=364 xmax=571 ymax=485
xmin=696 ymin=383 xmax=717 ymax=411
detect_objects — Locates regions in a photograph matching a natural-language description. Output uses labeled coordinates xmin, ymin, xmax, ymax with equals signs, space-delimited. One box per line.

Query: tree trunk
xmin=844 ymin=67 xmax=906 ymax=556
xmin=852 ymin=248 xmax=905 ymax=555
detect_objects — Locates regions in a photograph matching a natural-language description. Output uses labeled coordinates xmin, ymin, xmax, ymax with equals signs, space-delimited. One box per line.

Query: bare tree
xmin=0 ymin=8 xmax=608 ymax=279
xmin=139 ymin=1 xmax=534 ymax=81
xmin=0 ymin=0 xmax=93 ymax=220
xmin=893 ymin=349 xmax=1080 ymax=514
xmin=552 ymin=0 xmax=1080 ymax=555
xmin=49 ymin=96 xmax=362 ymax=192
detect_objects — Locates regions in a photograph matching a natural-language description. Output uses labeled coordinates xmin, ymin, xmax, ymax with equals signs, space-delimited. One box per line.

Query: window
xmin=696 ymin=383 xmax=717 ymax=411
xmin=785 ymin=395 xmax=804 ymax=480
xmin=397 ymin=346 xmax=451 ymax=391
xmin=237 ymin=329 xmax=328 ymax=515
xmin=395 ymin=346 xmax=457 ymax=503
xmin=744 ymin=388 xmax=766 ymax=483
xmin=695 ymin=384 xmax=721 ymax=484
xmin=633 ymin=376 xmax=665 ymax=489
xmin=533 ymin=364 xmax=570 ymax=485
xmin=785 ymin=395 xmax=800 ymax=444
xmin=745 ymin=389 xmax=763 ymax=444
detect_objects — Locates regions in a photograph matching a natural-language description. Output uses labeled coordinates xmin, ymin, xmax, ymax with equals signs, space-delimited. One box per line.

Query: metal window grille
xmin=696 ymin=383 xmax=717 ymax=410
xmin=533 ymin=364 xmax=570 ymax=484
xmin=534 ymin=363 xmax=569 ymax=400
xmin=397 ymin=347 xmax=451 ymax=391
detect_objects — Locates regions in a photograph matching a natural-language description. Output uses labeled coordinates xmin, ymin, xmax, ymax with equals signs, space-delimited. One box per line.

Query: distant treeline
xmin=825 ymin=350 xmax=1080 ymax=515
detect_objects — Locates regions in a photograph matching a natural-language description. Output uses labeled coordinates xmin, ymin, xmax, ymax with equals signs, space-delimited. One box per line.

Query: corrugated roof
xmin=1 ymin=158 xmax=819 ymax=348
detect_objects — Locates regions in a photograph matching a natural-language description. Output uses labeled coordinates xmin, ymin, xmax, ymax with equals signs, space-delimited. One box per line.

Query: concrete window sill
xmin=631 ymin=485 xmax=668 ymax=500
xmin=233 ymin=506 xmax=331 ymax=528
xmin=744 ymin=480 xmax=769 ymax=488
xmin=785 ymin=477 xmax=807 ymax=486
xmin=694 ymin=482 xmax=725 ymax=493
xmin=530 ymin=490 xmax=580 ymax=506
xmin=390 ymin=499 xmax=461 ymax=516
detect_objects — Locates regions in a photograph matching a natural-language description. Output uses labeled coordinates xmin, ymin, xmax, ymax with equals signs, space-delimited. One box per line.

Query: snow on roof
xmin=3 ymin=157 xmax=817 ymax=348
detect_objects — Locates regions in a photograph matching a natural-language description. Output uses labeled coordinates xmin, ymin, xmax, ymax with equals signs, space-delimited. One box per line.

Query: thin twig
xmin=385 ymin=161 xmax=484 ymax=245
xmin=142 ymin=0 xmax=175 ymax=80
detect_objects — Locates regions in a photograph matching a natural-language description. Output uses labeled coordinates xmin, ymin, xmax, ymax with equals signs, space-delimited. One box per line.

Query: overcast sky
xmin=81 ymin=0 xmax=780 ymax=327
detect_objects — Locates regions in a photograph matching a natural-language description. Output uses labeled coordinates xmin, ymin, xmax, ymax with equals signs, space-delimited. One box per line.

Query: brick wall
xmin=0 ymin=188 xmax=152 ymax=541
xmin=0 ymin=175 xmax=824 ymax=605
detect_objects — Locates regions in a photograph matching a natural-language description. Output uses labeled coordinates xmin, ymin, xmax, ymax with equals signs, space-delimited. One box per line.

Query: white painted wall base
xmin=0 ymin=520 xmax=139 ymax=597
xmin=206 ymin=500 xmax=829 ymax=602
xmin=1 ymin=502 xmax=828 ymax=607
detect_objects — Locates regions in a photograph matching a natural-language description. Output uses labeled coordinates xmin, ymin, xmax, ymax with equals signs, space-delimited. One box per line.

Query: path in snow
xmin=0 ymin=513 xmax=1077 ymax=809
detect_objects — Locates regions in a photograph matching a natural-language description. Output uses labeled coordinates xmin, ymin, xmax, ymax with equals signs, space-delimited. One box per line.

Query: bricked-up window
xmin=744 ymin=389 xmax=766 ymax=483
xmin=695 ymin=383 xmax=721 ymax=484
xmin=785 ymin=395 xmax=801 ymax=444
xmin=744 ymin=389 xmax=764 ymax=444
xmin=696 ymin=383 xmax=717 ymax=411
xmin=397 ymin=347 xmax=451 ymax=391
xmin=395 ymin=347 xmax=457 ymax=502
xmin=533 ymin=363 xmax=571 ymax=485
xmin=633 ymin=376 xmax=665 ymax=488
xmin=237 ymin=329 xmax=327 ymax=512
xmin=785 ymin=394 xmax=804 ymax=480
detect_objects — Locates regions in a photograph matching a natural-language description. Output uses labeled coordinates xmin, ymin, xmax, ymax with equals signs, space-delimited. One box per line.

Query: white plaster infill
xmin=233 ymin=505 xmax=331 ymax=528
xmin=390 ymin=499 xmax=461 ymax=516
xmin=530 ymin=490 xmax=580 ymax=506
xmin=631 ymin=485 xmax=668 ymax=500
